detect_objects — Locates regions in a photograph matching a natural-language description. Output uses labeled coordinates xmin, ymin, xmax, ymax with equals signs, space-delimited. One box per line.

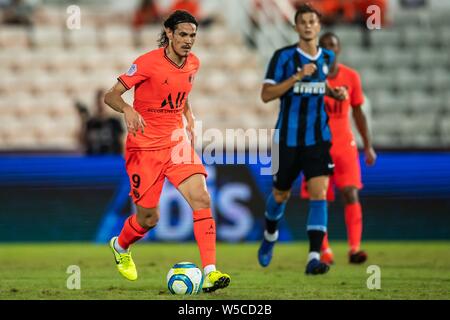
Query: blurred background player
xmin=301 ymin=32 xmax=377 ymax=265
xmin=76 ymin=89 xmax=125 ymax=156
xmin=257 ymin=4 xmax=348 ymax=275
xmin=132 ymin=0 xmax=162 ymax=30
xmin=169 ymin=0 xmax=215 ymax=27
xmin=1 ymin=0 xmax=35 ymax=26
xmin=103 ymin=10 xmax=230 ymax=292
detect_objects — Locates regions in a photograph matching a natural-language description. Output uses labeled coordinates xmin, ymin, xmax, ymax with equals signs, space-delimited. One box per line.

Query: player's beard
xmin=172 ymin=42 xmax=189 ymax=58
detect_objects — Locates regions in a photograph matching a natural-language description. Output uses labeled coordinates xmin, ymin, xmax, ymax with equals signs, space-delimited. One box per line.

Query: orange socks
xmin=193 ymin=208 xmax=216 ymax=268
xmin=345 ymin=202 xmax=363 ymax=253
xmin=320 ymin=203 xmax=363 ymax=254
xmin=118 ymin=214 xmax=149 ymax=250
xmin=321 ymin=232 xmax=330 ymax=252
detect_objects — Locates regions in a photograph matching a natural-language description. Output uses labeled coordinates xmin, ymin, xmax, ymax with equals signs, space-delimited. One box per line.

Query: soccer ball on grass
xmin=167 ymin=262 xmax=203 ymax=295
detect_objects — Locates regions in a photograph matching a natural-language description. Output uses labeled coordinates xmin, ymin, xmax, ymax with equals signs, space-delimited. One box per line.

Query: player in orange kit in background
xmin=170 ymin=0 xmax=200 ymax=18
xmin=103 ymin=10 xmax=230 ymax=292
xmin=301 ymin=32 xmax=377 ymax=264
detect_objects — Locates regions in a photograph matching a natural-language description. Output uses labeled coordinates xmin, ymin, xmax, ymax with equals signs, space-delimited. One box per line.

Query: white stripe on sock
xmin=308 ymin=252 xmax=320 ymax=262
xmin=264 ymin=230 xmax=279 ymax=242
xmin=114 ymin=238 xmax=128 ymax=254
xmin=204 ymin=264 xmax=216 ymax=276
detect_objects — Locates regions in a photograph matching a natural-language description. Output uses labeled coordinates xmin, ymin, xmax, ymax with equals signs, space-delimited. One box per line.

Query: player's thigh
xmin=165 ymin=143 xmax=210 ymax=210
xmin=272 ymin=145 xmax=303 ymax=192
xmin=302 ymin=142 xmax=333 ymax=199
xmin=176 ymin=173 xmax=211 ymax=210
xmin=302 ymin=142 xmax=334 ymax=181
xmin=125 ymin=149 xmax=166 ymax=208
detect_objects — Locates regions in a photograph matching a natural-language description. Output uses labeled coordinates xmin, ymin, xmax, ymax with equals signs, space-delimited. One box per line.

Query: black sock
xmin=265 ymin=218 xmax=278 ymax=234
xmin=308 ymin=230 xmax=325 ymax=253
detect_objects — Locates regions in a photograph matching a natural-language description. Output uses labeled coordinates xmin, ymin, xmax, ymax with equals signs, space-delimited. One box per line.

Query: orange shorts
xmin=330 ymin=140 xmax=362 ymax=190
xmin=125 ymin=142 xmax=207 ymax=208
xmin=300 ymin=140 xmax=362 ymax=201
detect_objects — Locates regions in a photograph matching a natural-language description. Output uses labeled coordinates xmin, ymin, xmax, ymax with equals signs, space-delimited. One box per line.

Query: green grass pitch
xmin=0 ymin=241 xmax=449 ymax=300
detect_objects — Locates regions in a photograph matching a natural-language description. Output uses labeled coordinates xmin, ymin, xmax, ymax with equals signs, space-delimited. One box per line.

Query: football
xmin=167 ymin=262 xmax=203 ymax=295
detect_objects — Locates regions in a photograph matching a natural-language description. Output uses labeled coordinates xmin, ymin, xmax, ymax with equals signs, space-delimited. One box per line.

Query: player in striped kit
xmin=257 ymin=4 xmax=348 ymax=275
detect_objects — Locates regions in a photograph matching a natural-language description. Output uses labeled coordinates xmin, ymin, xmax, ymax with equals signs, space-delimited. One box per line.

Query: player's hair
xmin=319 ymin=32 xmax=340 ymax=47
xmin=294 ymin=3 xmax=322 ymax=24
xmin=157 ymin=10 xmax=198 ymax=48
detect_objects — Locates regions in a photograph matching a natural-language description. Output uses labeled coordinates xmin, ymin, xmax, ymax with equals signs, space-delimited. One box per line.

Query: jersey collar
xmin=164 ymin=47 xmax=187 ymax=69
xmin=296 ymin=47 xmax=322 ymax=61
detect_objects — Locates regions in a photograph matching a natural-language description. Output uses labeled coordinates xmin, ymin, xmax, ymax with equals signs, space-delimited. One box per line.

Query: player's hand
xmin=123 ymin=105 xmax=146 ymax=136
xmin=294 ymin=64 xmax=317 ymax=80
xmin=186 ymin=116 xmax=195 ymax=147
xmin=364 ymin=147 xmax=377 ymax=166
xmin=331 ymin=86 xmax=349 ymax=101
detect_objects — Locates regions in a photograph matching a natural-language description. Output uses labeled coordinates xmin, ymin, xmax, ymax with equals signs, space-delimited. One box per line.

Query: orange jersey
xmin=118 ymin=47 xmax=200 ymax=150
xmin=325 ymin=63 xmax=364 ymax=146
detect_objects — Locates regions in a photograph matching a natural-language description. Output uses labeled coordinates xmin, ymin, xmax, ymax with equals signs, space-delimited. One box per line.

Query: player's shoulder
xmin=135 ymin=47 xmax=165 ymax=63
xmin=339 ymin=63 xmax=361 ymax=79
xmin=275 ymin=43 xmax=297 ymax=54
xmin=273 ymin=44 xmax=297 ymax=59
xmin=188 ymin=51 xmax=200 ymax=66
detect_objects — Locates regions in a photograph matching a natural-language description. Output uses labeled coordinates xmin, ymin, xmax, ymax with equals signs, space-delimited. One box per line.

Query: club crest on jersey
xmin=322 ymin=64 xmax=329 ymax=75
xmin=126 ymin=64 xmax=137 ymax=76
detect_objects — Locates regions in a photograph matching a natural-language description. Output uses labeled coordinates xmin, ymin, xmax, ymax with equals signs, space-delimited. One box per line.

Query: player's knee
xmin=273 ymin=190 xmax=290 ymax=203
xmin=190 ymin=190 xmax=211 ymax=209
xmin=136 ymin=207 xmax=160 ymax=229
xmin=309 ymin=188 xmax=327 ymax=200
xmin=342 ymin=187 xmax=359 ymax=204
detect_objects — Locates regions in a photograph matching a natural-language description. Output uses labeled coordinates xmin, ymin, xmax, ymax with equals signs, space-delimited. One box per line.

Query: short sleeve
xmin=351 ymin=71 xmax=364 ymax=107
xmin=264 ymin=50 xmax=285 ymax=85
xmin=118 ymin=55 xmax=150 ymax=89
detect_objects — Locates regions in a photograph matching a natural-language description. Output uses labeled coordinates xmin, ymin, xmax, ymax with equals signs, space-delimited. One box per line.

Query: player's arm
xmin=261 ymin=64 xmax=316 ymax=103
xmin=352 ymin=105 xmax=377 ymax=166
xmin=183 ymin=97 xmax=195 ymax=121
xmin=183 ymin=98 xmax=195 ymax=146
xmin=325 ymin=82 xmax=348 ymax=101
xmin=104 ymin=81 xmax=146 ymax=136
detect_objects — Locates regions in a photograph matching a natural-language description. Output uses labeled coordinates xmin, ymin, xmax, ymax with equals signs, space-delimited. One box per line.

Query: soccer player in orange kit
xmin=103 ymin=10 xmax=230 ymax=292
xmin=301 ymin=32 xmax=377 ymax=264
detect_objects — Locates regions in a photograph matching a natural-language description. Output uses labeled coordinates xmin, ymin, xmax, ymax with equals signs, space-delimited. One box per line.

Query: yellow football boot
xmin=202 ymin=270 xmax=230 ymax=293
xmin=109 ymin=237 xmax=138 ymax=281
